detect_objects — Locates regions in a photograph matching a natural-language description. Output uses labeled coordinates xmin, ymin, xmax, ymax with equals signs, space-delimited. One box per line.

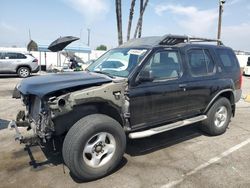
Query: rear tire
xmin=202 ymin=97 xmax=232 ymax=136
xmin=62 ymin=114 xmax=126 ymax=181
xmin=17 ymin=67 xmax=30 ymax=78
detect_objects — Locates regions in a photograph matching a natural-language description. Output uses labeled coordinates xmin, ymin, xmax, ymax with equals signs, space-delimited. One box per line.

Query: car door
xmin=0 ymin=52 xmax=4 ymax=72
xmin=5 ymin=52 xmax=21 ymax=71
xmin=183 ymin=47 xmax=218 ymax=116
xmin=0 ymin=52 xmax=11 ymax=72
xmin=129 ymin=49 xmax=190 ymax=129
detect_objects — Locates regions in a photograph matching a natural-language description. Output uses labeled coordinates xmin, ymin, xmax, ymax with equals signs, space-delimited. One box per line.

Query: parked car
xmin=10 ymin=35 xmax=242 ymax=181
xmin=0 ymin=51 xmax=39 ymax=78
xmin=243 ymin=57 xmax=250 ymax=76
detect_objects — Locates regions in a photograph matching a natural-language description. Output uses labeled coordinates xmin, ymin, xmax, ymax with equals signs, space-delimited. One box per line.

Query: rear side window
xmin=187 ymin=49 xmax=215 ymax=76
xmin=0 ymin=52 xmax=5 ymax=59
xmin=6 ymin=53 xmax=26 ymax=59
xmin=216 ymin=49 xmax=239 ymax=70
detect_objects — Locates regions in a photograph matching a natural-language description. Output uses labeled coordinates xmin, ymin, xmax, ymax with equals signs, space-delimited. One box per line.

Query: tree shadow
xmin=24 ymin=123 xmax=204 ymax=182
xmin=0 ymin=119 xmax=10 ymax=130
xmin=25 ymin=135 xmax=127 ymax=182
xmin=0 ymin=74 xmax=19 ymax=78
xmin=25 ymin=136 xmax=64 ymax=170
xmin=0 ymin=74 xmax=39 ymax=79
xmin=70 ymin=157 xmax=128 ymax=183
xmin=126 ymin=123 xmax=203 ymax=156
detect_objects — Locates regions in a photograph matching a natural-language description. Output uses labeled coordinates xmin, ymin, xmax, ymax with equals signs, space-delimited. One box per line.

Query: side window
xmin=216 ymin=49 xmax=238 ymax=70
xmin=0 ymin=52 xmax=5 ymax=59
xmin=5 ymin=53 xmax=26 ymax=59
xmin=142 ymin=50 xmax=182 ymax=80
xmin=16 ymin=53 xmax=27 ymax=59
xmin=187 ymin=49 xmax=215 ymax=76
xmin=6 ymin=53 xmax=18 ymax=59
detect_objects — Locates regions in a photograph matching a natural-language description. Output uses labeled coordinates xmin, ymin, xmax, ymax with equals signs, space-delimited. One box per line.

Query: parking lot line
xmin=161 ymin=138 xmax=250 ymax=188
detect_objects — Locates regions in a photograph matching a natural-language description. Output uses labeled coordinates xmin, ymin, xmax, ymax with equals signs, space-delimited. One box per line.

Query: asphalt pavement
xmin=0 ymin=74 xmax=250 ymax=188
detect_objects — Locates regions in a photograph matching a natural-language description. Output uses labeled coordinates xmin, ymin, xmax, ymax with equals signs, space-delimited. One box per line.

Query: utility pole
xmin=87 ymin=28 xmax=90 ymax=46
xmin=217 ymin=0 xmax=226 ymax=45
xmin=87 ymin=28 xmax=91 ymax=61
xmin=28 ymin=29 xmax=31 ymax=41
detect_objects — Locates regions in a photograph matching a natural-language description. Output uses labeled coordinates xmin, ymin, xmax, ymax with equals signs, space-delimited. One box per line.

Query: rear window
xmin=216 ymin=49 xmax=239 ymax=70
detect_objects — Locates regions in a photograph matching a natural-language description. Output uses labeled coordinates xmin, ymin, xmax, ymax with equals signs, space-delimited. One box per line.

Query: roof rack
xmin=159 ymin=35 xmax=223 ymax=46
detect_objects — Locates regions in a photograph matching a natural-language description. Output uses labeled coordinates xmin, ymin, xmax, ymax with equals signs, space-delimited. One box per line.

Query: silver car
xmin=0 ymin=51 xmax=39 ymax=78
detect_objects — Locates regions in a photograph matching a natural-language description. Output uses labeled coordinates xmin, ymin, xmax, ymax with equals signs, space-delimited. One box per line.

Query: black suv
xmin=10 ymin=35 xmax=242 ymax=180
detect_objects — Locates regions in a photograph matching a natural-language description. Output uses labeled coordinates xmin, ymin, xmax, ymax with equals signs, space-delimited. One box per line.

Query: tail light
xmin=33 ymin=59 xmax=38 ymax=63
xmin=239 ymin=72 xmax=243 ymax=89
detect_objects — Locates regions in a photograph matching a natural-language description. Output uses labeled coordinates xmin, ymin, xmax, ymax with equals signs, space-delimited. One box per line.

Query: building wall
xmin=0 ymin=47 xmax=106 ymax=67
xmin=236 ymin=54 xmax=249 ymax=68
xmin=1 ymin=47 xmax=248 ymax=68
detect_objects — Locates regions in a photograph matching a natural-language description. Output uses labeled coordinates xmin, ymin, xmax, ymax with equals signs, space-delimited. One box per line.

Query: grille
xmin=29 ymin=96 xmax=41 ymax=123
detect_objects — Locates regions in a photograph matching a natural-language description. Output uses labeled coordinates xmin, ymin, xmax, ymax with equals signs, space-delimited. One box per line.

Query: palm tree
xmin=115 ymin=0 xmax=123 ymax=45
xmin=133 ymin=0 xmax=149 ymax=38
xmin=127 ymin=0 xmax=136 ymax=41
xmin=138 ymin=0 xmax=143 ymax=38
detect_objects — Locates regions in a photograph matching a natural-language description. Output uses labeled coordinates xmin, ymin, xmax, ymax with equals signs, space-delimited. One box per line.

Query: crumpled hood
xmin=16 ymin=72 xmax=112 ymax=98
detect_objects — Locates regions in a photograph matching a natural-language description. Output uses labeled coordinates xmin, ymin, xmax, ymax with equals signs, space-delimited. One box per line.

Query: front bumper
xmin=8 ymin=120 xmax=40 ymax=144
xmin=8 ymin=120 xmax=23 ymax=141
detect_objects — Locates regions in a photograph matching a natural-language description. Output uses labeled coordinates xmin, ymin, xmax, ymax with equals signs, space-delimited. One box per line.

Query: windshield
xmin=87 ymin=48 xmax=148 ymax=77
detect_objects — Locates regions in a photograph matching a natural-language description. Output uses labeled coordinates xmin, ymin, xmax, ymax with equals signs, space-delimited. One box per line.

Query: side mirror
xmin=138 ymin=70 xmax=154 ymax=83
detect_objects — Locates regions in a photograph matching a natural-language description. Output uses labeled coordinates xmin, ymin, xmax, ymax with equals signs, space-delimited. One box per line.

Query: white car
xmin=0 ymin=51 xmax=39 ymax=78
xmin=243 ymin=59 xmax=250 ymax=76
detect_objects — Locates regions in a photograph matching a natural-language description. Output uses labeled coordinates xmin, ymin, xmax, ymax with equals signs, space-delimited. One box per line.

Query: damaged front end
xmin=9 ymin=94 xmax=55 ymax=145
xmin=10 ymin=76 xmax=130 ymax=145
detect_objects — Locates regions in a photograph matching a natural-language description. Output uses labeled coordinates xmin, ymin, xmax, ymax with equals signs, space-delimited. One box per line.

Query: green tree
xmin=96 ymin=45 xmax=107 ymax=51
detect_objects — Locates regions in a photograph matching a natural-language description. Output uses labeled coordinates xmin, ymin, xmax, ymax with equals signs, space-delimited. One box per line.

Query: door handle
xmin=179 ymin=84 xmax=187 ymax=88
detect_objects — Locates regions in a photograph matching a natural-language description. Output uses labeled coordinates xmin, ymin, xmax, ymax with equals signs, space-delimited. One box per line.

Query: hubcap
xmin=83 ymin=132 xmax=116 ymax=168
xmin=214 ymin=106 xmax=228 ymax=128
xmin=20 ymin=68 xmax=29 ymax=77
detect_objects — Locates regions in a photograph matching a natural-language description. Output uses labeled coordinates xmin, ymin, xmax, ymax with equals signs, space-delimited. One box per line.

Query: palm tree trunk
xmin=138 ymin=0 xmax=143 ymax=38
xmin=127 ymin=0 xmax=136 ymax=41
xmin=115 ymin=0 xmax=123 ymax=45
xmin=133 ymin=0 xmax=149 ymax=38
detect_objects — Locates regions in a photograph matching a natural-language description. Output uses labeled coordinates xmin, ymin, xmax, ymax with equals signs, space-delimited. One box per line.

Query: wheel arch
xmin=53 ymin=102 xmax=125 ymax=136
xmin=16 ymin=65 xmax=32 ymax=73
xmin=204 ymin=89 xmax=235 ymax=115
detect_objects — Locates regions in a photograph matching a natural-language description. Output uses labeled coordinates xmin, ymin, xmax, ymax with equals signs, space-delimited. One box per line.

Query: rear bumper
xmin=32 ymin=66 xmax=40 ymax=73
xmin=234 ymin=89 xmax=242 ymax=103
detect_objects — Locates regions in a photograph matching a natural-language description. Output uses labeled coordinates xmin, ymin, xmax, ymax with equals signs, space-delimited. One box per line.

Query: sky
xmin=0 ymin=0 xmax=250 ymax=51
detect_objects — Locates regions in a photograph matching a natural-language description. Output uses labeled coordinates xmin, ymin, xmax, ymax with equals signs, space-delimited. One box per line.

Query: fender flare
xmin=204 ymin=89 xmax=234 ymax=113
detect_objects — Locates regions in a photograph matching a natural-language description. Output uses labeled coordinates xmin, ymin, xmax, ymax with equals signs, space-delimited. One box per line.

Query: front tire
xmin=62 ymin=114 xmax=126 ymax=181
xmin=202 ymin=97 xmax=232 ymax=136
xmin=17 ymin=67 xmax=30 ymax=78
